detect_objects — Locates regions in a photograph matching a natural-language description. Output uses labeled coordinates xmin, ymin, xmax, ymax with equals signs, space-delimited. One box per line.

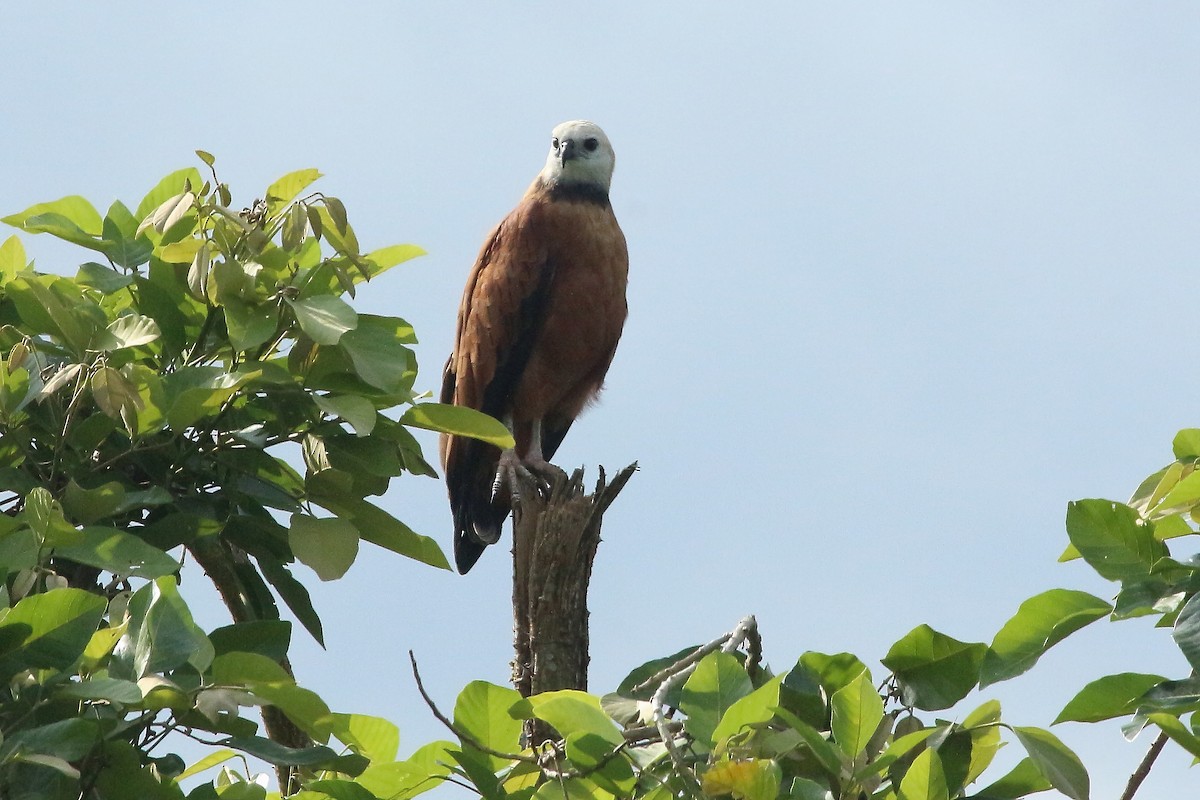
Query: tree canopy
xmin=1 ymin=160 xmax=1197 ymax=799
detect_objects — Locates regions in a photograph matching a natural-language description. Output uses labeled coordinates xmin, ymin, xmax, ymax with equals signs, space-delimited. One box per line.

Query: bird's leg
xmin=491 ymin=417 xmax=554 ymax=504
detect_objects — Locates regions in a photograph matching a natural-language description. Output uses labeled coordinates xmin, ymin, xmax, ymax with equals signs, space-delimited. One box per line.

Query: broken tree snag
xmin=511 ymin=462 xmax=638 ymax=701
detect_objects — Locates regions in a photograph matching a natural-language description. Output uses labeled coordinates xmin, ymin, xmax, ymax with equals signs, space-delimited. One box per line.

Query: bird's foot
xmin=491 ymin=450 xmax=554 ymax=504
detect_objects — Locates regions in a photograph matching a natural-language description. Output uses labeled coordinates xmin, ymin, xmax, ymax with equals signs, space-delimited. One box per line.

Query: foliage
xmin=374 ymin=427 xmax=1200 ymax=800
xmin=0 ymin=158 xmax=508 ymax=798
xmin=2 ymin=158 xmax=1198 ymax=799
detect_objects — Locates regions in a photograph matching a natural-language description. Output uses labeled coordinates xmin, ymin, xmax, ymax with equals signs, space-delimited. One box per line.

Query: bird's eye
xmin=551 ymin=138 xmax=560 ymax=150
xmin=583 ymin=137 xmax=599 ymax=152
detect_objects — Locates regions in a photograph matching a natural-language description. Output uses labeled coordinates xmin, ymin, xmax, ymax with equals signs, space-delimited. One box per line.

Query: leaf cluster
xmin=0 ymin=158 xmax=510 ymax=798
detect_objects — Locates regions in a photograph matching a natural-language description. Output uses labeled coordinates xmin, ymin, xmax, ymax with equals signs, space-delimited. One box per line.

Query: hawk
xmin=440 ymin=120 xmax=629 ymax=573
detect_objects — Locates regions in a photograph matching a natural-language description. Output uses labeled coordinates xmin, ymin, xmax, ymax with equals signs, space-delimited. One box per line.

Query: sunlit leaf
xmin=136 ymin=190 xmax=195 ymax=236
xmin=1173 ymin=592 xmax=1200 ymax=671
xmin=288 ymin=514 xmax=359 ymax=581
xmin=1011 ymin=726 xmax=1089 ymax=800
xmin=315 ymin=394 xmax=377 ymax=436
xmin=712 ymin=674 xmax=784 ymax=743
xmin=1054 ymin=672 xmax=1166 ymax=724
xmin=0 ymin=234 xmax=28 ymax=280
xmin=701 ymin=759 xmax=782 ymax=800
xmin=266 ymin=168 xmax=322 ymax=215
xmin=882 ymin=624 xmax=985 ymax=710
xmin=53 ymin=527 xmax=181 ymax=579
xmin=897 ymin=747 xmax=948 ymax=800
xmin=400 ymin=403 xmax=514 ymax=449
xmin=0 ymin=589 xmax=106 ymax=680
xmin=980 ymin=589 xmax=1111 ymax=687
xmin=830 ymin=667 xmax=883 ymax=758
xmin=453 ymin=681 xmax=525 ymax=770
xmin=680 ymin=652 xmax=753 ymax=746
xmin=1065 ymin=499 xmax=1165 ymax=583
xmin=92 ymin=314 xmax=161 ymax=352
xmin=288 ymin=294 xmax=358 ymax=345
xmin=2 ymin=195 xmax=103 ymax=236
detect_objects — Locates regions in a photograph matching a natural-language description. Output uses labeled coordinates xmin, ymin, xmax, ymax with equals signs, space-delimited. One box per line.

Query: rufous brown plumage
xmin=440 ymin=120 xmax=628 ymax=573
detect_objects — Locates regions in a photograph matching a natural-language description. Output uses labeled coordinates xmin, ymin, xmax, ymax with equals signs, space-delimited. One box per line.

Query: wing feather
xmin=441 ymin=199 xmax=555 ymax=572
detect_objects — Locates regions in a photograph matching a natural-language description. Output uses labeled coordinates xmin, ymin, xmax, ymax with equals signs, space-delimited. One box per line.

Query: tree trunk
xmin=511 ymin=462 xmax=637 ymax=708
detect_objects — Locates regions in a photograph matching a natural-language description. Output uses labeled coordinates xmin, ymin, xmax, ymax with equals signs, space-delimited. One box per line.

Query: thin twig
xmin=631 ymin=628 xmax=740 ymax=697
xmin=408 ymin=651 xmax=540 ymax=766
xmin=645 ymin=616 xmax=758 ymax=799
xmin=409 ymin=651 xmax=633 ymax=783
xmin=1119 ymin=731 xmax=1168 ymax=800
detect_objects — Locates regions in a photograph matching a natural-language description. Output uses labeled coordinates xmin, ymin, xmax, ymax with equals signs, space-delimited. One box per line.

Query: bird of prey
xmin=440 ymin=120 xmax=629 ymax=574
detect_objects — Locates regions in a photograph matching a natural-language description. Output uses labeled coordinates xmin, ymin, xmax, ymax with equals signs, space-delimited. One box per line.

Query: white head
xmin=537 ymin=120 xmax=616 ymax=192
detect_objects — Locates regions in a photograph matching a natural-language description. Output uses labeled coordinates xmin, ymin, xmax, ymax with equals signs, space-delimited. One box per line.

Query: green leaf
xmin=799 ymin=651 xmax=869 ymax=697
xmin=615 ymin=645 xmax=699 ymax=702
xmin=830 ymin=667 xmax=884 ymax=758
xmin=289 ymin=514 xmax=360 ymax=581
xmin=224 ymin=297 xmax=279 ymax=352
xmin=972 ymin=757 xmax=1053 ymax=799
xmin=52 ymin=526 xmax=181 ymax=579
xmin=226 ymin=736 xmax=360 ymax=772
xmin=338 ymin=315 xmax=416 ymax=393
xmin=177 ymin=748 xmax=238 ymax=781
xmin=209 ymin=620 xmax=292 ymax=662
xmin=135 ymin=167 xmax=203 ymax=221
xmin=1065 ymin=499 xmax=1166 ymax=583
xmin=137 ymin=190 xmax=195 ymax=236
xmin=712 ymin=674 xmax=784 ymax=743
xmin=529 ymin=690 xmax=624 ymax=747
xmin=1152 ymin=470 xmax=1200 ymax=513
xmin=257 ymin=558 xmax=324 ymax=646
xmin=1011 ymin=726 xmax=1089 ymax=800
xmin=212 ymin=651 xmax=293 ymax=684
xmin=0 ymin=234 xmax=27 ymax=280
xmin=266 ymin=168 xmax=322 ymax=215
xmin=980 ymin=588 xmax=1111 ymax=687
xmin=1054 ymin=672 xmax=1167 ymax=725
xmin=771 ymin=707 xmax=844 ymax=778
xmin=356 ymin=741 xmax=453 ymax=799
xmin=1174 ymin=430 xmax=1200 ymax=459
xmin=62 ymin=481 xmax=126 ymax=525
xmin=326 ymin=713 xmax=400 ymax=763
xmin=1138 ymin=677 xmax=1200 ymax=713
xmin=701 ymin=758 xmax=782 ymax=800
xmin=882 ymin=624 xmax=986 ymax=710
xmin=364 ymin=243 xmax=425 ymax=274
xmin=680 ymin=652 xmax=753 ymax=746
xmin=288 ymin=295 xmax=358 ymax=345
xmin=315 ymin=394 xmax=377 ymax=436
xmin=1173 ymin=592 xmax=1200 ymax=671
xmin=113 ymin=576 xmax=214 ymax=678
xmin=77 ymin=262 xmax=134 ymax=293
xmin=92 ymin=314 xmax=161 ymax=352
xmin=453 ymin=681 xmax=525 ymax=770
xmin=1145 ymin=712 xmax=1200 ymax=759
xmin=400 ymin=403 xmax=515 ymax=450
xmin=0 ymin=588 xmax=106 ymax=679
xmin=897 ymin=748 xmax=948 ymax=800
xmin=3 ymin=195 xmax=103 ymax=236
xmin=2 ymin=718 xmax=100 ymax=762
xmin=246 ymin=682 xmax=337 ymax=743
xmin=56 ymin=676 xmax=143 ymax=704
xmin=340 ymin=500 xmax=450 ymax=570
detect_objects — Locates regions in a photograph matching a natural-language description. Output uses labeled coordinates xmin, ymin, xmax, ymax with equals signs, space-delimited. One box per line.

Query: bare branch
xmin=1119 ymin=731 xmax=1168 ymax=800
xmin=408 ymin=651 xmax=540 ymax=766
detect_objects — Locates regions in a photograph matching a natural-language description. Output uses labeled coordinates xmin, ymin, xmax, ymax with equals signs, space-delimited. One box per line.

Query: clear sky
xmin=4 ymin=2 xmax=1199 ymax=795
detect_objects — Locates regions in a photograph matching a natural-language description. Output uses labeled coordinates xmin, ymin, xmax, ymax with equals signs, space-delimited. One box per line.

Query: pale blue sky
xmin=4 ymin=2 xmax=1199 ymax=795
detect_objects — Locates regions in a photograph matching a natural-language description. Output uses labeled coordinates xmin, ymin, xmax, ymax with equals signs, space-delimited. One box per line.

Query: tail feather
xmin=447 ymin=437 xmax=512 ymax=573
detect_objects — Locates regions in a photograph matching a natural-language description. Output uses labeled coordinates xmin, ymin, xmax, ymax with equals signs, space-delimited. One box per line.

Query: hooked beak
xmin=556 ymin=138 xmax=577 ymax=167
